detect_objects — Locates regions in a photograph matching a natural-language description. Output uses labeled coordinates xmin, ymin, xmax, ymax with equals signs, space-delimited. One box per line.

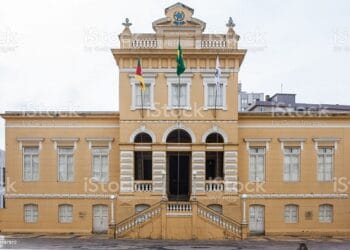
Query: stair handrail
xmin=197 ymin=201 xmax=242 ymax=236
xmin=115 ymin=201 xmax=162 ymax=236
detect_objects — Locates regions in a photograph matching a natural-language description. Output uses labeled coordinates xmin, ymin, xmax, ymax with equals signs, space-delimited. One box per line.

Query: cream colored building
xmin=0 ymin=3 xmax=349 ymax=239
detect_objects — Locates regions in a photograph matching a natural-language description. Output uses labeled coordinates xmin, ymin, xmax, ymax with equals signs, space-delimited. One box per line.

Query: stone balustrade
xmin=205 ymin=180 xmax=225 ymax=192
xmin=134 ymin=181 xmax=153 ymax=192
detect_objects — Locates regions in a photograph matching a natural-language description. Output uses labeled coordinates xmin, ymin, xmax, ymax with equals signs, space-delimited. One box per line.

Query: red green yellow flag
xmin=135 ymin=58 xmax=145 ymax=91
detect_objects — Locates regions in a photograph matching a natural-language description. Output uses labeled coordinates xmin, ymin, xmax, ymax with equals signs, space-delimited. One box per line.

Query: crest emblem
xmin=173 ymin=11 xmax=185 ymax=26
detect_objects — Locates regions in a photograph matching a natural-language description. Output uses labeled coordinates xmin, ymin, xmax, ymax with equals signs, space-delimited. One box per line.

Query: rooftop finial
xmin=122 ymin=18 xmax=132 ymax=28
xmin=226 ymin=17 xmax=235 ymax=28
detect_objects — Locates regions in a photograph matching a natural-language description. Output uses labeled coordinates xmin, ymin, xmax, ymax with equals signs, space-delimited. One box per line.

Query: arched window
xmin=166 ymin=129 xmax=192 ymax=143
xmin=206 ymin=132 xmax=224 ymax=143
xmin=284 ymin=204 xmax=298 ymax=223
xmin=135 ymin=204 xmax=150 ymax=214
xmin=134 ymin=132 xmax=153 ymax=143
xmin=319 ymin=204 xmax=333 ymax=223
xmin=208 ymin=204 xmax=223 ymax=214
xmin=24 ymin=204 xmax=38 ymax=223
xmin=58 ymin=204 xmax=73 ymax=223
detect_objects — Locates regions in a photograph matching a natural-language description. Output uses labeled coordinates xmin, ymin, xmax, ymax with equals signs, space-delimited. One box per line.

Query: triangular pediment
xmin=152 ymin=2 xmax=206 ymax=32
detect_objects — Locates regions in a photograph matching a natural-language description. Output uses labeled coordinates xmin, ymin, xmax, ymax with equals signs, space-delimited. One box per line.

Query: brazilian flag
xmin=176 ymin=43 xmax=186 ymax=76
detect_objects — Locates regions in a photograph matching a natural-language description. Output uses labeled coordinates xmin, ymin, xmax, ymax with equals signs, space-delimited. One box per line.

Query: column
xmin=192 ymin=151 xmax=205 ymax=194
xmin=152 ymin=151 xmax=166 ymax=194
xmin=120 ymin=151 xmax=133 ymax=193
xmin=224 ymin=151 xmax=238 ymax=193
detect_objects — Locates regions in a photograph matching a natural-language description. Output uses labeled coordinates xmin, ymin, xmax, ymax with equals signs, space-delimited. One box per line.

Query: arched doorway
xmin=166 ymin=129 xmax=192 ymax=201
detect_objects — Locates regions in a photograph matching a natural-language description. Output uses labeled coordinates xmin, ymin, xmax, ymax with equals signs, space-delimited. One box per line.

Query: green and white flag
xmin=176 ymin=42 xmax=186 ymax=76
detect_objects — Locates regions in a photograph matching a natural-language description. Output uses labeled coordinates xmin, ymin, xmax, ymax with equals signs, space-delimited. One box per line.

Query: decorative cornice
xmin=278 ymin=138 xmax=306 ymax=143
xmin=120 ymin=68 xmax=235 ymax=74
xmin=312 ymin=138 xmax=341 ymax=142
xmin=243 ymin=138 xmax=272 ymax=143
xmin=7 ymin=124 xmax=120 ymax=128
xmin=85 ymin=138 xmax=114 ymax=142
xmin=16 ymin=138 xmax=45 ymax=142
xmin=16 ymin=138 xmax=45 ymax=151
xmin=243 ymin=193 xmax=348 ymax=199
xmin=5 ymin=193 xmax=116 ymax=199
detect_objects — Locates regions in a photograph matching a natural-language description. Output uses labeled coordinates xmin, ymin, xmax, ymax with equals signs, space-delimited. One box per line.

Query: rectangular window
xmin=284 ymin=205 xmax=298 ymax=223
xmin=283 ymin=147 xmax=300 ymax=182
xmin=24 ymin=204 xmax=38 ymax=223
xmin=171 ymin=83 xmax=187 ymax=107
xmin=23 ymin=147 xmax=39 ymax=181
xmin=207 ymin=83 xmax=223 ymax=107
xmin=134 ymin=151 xmax=152 ymax=180
xmin=92 ymin=148 xmax=109 ymax=183
xmin=317 ymin=147 xmax=333 ymax=181
xmin=58 ymin=147 xmax=74 ymax=182
xmin=59 ymin=204 xmax=73 ymax=223
xmin=205 ymin=152 xmax=224 ymax=180
xmin=249 ymin=147 xmax=265 ymax=182
xmin=319 ymin=204 xmax=333 ymax=223
xmin=135 ymin=83 xmax=151 ymax=107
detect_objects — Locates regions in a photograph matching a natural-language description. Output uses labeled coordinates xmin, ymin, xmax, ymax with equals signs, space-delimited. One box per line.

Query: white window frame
xmin=23 ymin=146 xmax=40 ymax=181
xmin=283 ymin=147 xmax=300 ymax=182
xmin=92 ymin=147 xmax=109 ymax=183
xmin=130 ymin=74 xmax=156 ymax=110
xmin=57 ymin=147 xmax=74 ymax=182
xmin=317 ymin=147 xmax=334 ymax=182
xmin=24 ymin=204 xmax=38 ymax=223
xmin=202 ymin=73 xmax=228 ymax=110
xmin=248 ymin=147 xmax=266 ymax=182
xmin=58 ymin=204 xmax=73 ymax=223
xmin=319 ymin=204 xmax=333 ymax=223
xmin=284 ymin=204 xmax=298 ymax=223
xmin=203 ymin=77 xmax=227 ymax=110
xmin=166 ymin=74 xmax=193 ymax=110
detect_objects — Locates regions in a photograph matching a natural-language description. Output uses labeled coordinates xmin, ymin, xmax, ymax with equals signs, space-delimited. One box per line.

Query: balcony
xmin=134 ymin=181 xmax=153 ymax=192
xmin=205 ymin=180 xmax=225 ymax=192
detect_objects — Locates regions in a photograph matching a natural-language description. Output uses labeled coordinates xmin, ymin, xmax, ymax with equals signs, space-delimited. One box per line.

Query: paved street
xmin=1 ymin=234 xmax=350 ymax=249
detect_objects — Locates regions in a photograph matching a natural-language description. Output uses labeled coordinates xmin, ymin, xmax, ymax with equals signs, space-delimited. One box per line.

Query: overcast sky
xmin=0 ymin=0 xmax=349 ymax=150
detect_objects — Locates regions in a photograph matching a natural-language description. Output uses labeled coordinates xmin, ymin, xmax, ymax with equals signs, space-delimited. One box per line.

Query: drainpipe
xmin=110 ymin=195 xmax=117 ymax=239
xmin=161 ymin=170 xmax=167 ymax=200
xmin=241 ymin=193 xmax=247 ymax=224
xmin=241 ymin=193 xmax=248 ymax=239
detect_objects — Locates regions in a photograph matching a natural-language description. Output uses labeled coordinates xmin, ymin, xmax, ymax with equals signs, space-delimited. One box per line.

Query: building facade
xmin=0 ymin=3 xmax=349 ymax=239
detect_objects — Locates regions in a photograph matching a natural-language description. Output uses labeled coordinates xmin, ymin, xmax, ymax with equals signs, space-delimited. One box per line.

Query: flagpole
xmin=140 ymin=86 xmax=144 ymax=118
xmin=177 ymin=75 xmax=181 ymax=118
xmin=214 ymin=81 xmax=218 ymax=118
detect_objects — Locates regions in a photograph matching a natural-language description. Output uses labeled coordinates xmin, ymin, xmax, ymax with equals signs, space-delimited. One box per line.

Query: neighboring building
xmin=238 ymin=83 xmax=264 ymax=111
xmin=0 ymin=149 xmax=4 ymax=208
xmin=247 ymin=93 xmax=350 ymax=113
xmin=0 ymin=2 xmax=349 ymax=239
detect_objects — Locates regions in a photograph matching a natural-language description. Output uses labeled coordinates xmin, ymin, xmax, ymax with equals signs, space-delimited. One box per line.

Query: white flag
xmin=215 ymin=56 xmax=221 ymax=85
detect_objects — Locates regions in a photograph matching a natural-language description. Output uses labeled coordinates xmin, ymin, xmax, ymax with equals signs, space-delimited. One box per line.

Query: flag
xmin=215 ymin=55 xmax=221 ymax=85
xmin=135 ymin=58 xmax=145 ymax=91
xmin=176 ymin=43 xmax=186 ymax=76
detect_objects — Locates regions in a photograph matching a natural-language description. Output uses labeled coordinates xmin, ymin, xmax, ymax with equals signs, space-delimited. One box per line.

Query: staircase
xmin=197 ymin=202 xmax=242 ymax=238
xmin=116 ymin=202 xmax=162 ymax=237
xmin=114 ymin=200 xmax=244 ymax=239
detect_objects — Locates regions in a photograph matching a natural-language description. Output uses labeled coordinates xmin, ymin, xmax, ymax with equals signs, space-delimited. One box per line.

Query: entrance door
xmin=167 ymin=152 xmax=191 ymax=201
xmin=249 ymin=205 xmax=265 ymax=235
xmin=93 ymin=205 xmax=108 ymax=233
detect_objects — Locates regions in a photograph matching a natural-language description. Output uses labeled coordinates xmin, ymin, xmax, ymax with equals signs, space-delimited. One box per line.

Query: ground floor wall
xmin=0 ymin=198 xmax=111 ymax=234
xmin=246 ymin=198 xmax=350 ymax=236
xmin=0 ymin=197 xmax=349 ymax=238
